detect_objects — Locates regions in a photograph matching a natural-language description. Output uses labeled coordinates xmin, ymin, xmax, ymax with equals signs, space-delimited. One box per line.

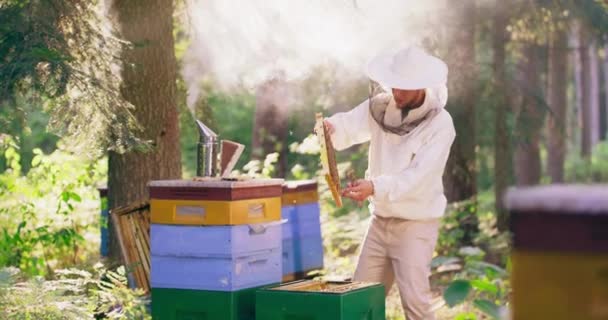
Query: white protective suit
xmin=327 ymin=85 xmax=456 ymax=220
xmin=327 ymin=85 xmax=455 ymax=320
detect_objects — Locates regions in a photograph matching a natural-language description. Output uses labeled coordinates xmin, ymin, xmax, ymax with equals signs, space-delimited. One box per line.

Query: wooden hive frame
xmin=110 ymin=200 xmax=151 ymax=293
xmin=315 ymin=113 xmax=342 ymax=207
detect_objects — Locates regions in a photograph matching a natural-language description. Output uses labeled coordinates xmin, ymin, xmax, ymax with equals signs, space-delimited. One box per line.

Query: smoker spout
xmin=196 ymin=119 xmax=217 ymax=142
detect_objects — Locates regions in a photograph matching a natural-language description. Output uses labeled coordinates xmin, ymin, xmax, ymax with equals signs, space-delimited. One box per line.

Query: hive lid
xmin=149 ymin=178 xmax=284 ymax=189
xmin=283 ymin=180 xmax=318 ymax=193
xmin=506 ymin=185 xmax=608 ymax=254
xmin=505 ymin=185 xmax=608 ymax=214
xmin=148 ymin=178 xmax=284 ymax=201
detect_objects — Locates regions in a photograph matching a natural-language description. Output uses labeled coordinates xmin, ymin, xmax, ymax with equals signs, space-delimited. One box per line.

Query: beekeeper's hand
xmin=323 ymin=119 xmax=335 ymax=135
xmin=342 ymin=179 xmax=374 ymax=202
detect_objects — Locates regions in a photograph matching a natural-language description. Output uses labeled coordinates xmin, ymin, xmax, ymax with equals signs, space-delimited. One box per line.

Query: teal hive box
xmin=151 ymin=284 xmax=275 ymax=320
xmin=256 ymin=280 xmax=385 ymax=320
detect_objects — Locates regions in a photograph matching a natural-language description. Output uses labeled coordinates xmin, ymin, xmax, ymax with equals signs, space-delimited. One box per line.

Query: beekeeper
xmin=324 ymin=46 xmax=455 ymax=320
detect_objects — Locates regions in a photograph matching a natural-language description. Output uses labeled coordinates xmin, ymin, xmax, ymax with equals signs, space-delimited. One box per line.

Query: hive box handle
xmin=248 ymin=219 xmax=287 ymax=235
xmin=175 ymin=206 xmax=206 ymax=219
xmin=248 ymin=259 xmax=268 ymax=266
xmin=248 ymin=203 xmax=265 ymax=218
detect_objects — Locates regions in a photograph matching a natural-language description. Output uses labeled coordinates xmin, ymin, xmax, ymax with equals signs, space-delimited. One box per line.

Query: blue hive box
xmin=282 ymin=203 xmax=324 ymax=275
xmin=151 ymin=222 xmax=282 ymax=291
xmin=283 ymin=233 xmax=323 ymax=275
xmin=151 ymin=249 xmax=281 ymax=291
xmin=151 ymin=222 xmax=282 ymax=257
xmin=98 ymin=187 xmax=109 ymax=257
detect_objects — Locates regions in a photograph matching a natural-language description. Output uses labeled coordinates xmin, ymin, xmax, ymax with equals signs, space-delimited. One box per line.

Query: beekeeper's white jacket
xmin=327 ymin=86 xmax=455 ymax=220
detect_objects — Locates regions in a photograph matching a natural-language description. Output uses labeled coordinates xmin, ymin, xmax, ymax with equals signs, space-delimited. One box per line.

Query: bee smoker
xmin=195 ymin=119 xmax=219 ymax=177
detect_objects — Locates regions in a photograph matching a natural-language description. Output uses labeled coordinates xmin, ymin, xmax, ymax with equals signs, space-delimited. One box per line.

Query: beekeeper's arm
xmin=371 ymin=114 xmax=456 ymax=202
xmin=326 ymin=99 xmax=372 ymax=151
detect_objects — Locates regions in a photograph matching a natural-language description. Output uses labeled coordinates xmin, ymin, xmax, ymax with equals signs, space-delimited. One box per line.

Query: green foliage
xmin=564 ymin=0 xmax=608 ymax=35
xmin=508 ymin=5 xmax=571 ymax=45
xmin=566 ymin=141 xmax=608 ymax=182
xmin=444 ymin=280 xmax=472 ymax=307
xmin=438 ymin=246 xmax=510 ymax=319
xmin=288 ymin=134 xmax=321 ymax=180
xmin=0 ymin=104 xmax=59 ymax=173
xmin=0 ymin=0 xmax=144 ymax=154
xmin=437 ymin=200 xmax=479 ymax=256
xmin=177 ymin=93 xmax=200 ymax=178
xmin=0 ymin=265 xmax=150 ymax=320
xmin=0 ymin=198 xmax=84 ymax=276
xmin=241 ymin=152 xmax=280 ymax=178
xmin=179 ymin=89 xmax=256 ymax=177
xmin=473 ymin=299 xmax=501 ymax=319
xmin=0 ymin=135 xmax=106 ymax=276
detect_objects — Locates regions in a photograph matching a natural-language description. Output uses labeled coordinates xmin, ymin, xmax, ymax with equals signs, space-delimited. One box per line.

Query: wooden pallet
xmin=110 ymin=200 xmax=151 ymax=293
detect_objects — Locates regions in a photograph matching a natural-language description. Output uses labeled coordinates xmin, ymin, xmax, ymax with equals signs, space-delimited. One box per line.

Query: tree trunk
xmin=588 ymin=40 xmax=601 ymax=149
xmin=493 ymin=2 xmax=513 ymax=232
xmin=580 ymin=30 xmax=601 ymax=157
xmin=514 ymin=44 xmax=543 ymax=186
xmin=602 ymin=45 xmax=608 ymax=141
xmin=107 ymin=0 xmax=182 ymax=259
xmin=443 ymin=0 xmax=477 ymax=203
xmin=252 ymin=77 xmax=290 ymax=177
xmin=572 ymin=26 xmax=584 ymax=154
xmin=546 ymin=30 xmax=568 ymax=183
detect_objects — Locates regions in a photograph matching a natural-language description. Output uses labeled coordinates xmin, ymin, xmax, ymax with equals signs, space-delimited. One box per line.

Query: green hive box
xmin=256 ymin=280 xmax=385 ymax=320
xmin=152 ymin=284 xmax=271 ymax=320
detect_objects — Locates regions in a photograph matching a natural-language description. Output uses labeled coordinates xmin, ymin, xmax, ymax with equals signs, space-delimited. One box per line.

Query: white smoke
xmin=182 ymin=0 xmax=445 ymax=107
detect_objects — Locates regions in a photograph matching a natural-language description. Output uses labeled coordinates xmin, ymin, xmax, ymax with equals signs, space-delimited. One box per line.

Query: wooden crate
xmin=111 ymin=201 xmax=151 ymax=293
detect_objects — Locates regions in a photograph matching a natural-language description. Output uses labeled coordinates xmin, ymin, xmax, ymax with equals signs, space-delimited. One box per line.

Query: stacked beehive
xmin=148 ymin=179 xmax=284 ymax=320
xmin=281 ymin=180 xmax=324 ymax=280
xmin=506 ymin=186 xmax=608 ymax=320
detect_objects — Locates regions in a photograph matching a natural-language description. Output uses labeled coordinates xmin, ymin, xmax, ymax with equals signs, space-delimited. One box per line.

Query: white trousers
xmin=353 ymin=215 xmax=440 ymax=320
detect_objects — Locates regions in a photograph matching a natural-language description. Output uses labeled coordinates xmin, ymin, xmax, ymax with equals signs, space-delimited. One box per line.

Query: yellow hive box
xmin=512 ymin=251 xmax=608 ymax=320
xmin=281 ymin=190 xmax=318 ymax=206
xmin=282 ymin=180 xmax=318 ymax=206
xmin=506 ymin=186 xmax=608 ymax=320
xmin=150 ymin=197 xmax=281 ymax=225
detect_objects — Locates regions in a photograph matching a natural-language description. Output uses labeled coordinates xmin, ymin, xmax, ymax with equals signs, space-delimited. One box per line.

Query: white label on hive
xmin=176 ymin=206 xmax=206 ymax=217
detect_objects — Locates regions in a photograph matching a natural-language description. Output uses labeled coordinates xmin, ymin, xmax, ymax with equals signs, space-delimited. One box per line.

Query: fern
xmin=0 ymin=265 xmax=150 ymax=320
